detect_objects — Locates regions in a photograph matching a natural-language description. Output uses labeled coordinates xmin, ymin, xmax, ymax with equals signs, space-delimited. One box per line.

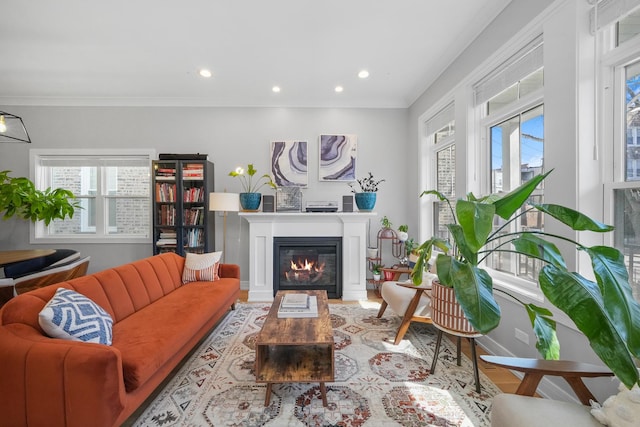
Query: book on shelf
xmin=277 ymin=295 xmax=318 ymax=318
xmin=182 ymin=164 xmax=204 ymax=180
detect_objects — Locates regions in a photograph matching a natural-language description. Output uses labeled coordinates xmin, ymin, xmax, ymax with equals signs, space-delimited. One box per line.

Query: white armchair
xmin=376 ymin=273 xmax=436 ymax=345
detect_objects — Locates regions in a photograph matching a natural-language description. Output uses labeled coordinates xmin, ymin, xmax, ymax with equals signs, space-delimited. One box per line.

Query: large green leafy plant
xmin=0 ymin=170 xmax=78 ymax=225
xmin=412 ymin=170 xmax=640 ymax=388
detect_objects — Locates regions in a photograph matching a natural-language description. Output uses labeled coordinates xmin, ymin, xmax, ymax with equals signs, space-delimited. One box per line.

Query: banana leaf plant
xmin=412 ymin=170 xmax=640 ymax=388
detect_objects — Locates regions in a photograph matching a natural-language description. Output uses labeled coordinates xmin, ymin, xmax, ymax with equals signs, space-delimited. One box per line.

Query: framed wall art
xmin=319 ymin=134 xmax=357 ymax=181
xmin=270 ymin=140 xmax=308 ymax=187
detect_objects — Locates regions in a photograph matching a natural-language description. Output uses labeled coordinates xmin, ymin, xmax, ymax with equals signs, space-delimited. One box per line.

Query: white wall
xmin=0 ymin=106 xmax=410 ymax=276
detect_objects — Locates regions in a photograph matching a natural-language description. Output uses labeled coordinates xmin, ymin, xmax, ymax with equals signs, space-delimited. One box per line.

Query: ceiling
xmin=0 ymin=1 xmax=512 ymax=109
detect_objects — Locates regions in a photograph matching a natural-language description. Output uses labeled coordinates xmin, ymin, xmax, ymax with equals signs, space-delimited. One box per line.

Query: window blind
xmin=425 ymin=102 xmax=455 ymax=138
xmin=38 ymin=155 xmax=150 ymax=168
xmin=590 ymin=0 xmax=640 ymax=32
xmin=473 ymin=35 xmax=543 ymax=106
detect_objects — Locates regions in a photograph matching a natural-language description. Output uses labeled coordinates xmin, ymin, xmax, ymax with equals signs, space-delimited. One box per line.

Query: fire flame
xmin=285 ymin=258 xmax=325 ymax=282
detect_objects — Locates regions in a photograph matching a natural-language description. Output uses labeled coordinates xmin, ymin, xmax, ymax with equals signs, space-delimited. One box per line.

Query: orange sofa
xmin=0 ymin=252 xmax=240 ymax=427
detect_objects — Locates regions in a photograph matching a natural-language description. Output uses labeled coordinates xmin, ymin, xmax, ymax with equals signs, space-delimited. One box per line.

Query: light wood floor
xmin=239 ymin=290 xmax=522 ymax=394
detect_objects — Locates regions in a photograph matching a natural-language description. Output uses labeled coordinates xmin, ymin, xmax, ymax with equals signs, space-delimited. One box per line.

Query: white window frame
xmin=473 ymin=36 xmax=545 ymax=300
xmin=30 ymin=149 xmax=155 ymax=244
xmin=419 ymin=101 xmax=455 ymax=245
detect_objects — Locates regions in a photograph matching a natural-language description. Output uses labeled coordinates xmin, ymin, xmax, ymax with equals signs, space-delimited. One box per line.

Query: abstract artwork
xmin=270 ymin=141 xmax=308 ymax=187
xmin=319 ymin=134 xmax=357 ymax=181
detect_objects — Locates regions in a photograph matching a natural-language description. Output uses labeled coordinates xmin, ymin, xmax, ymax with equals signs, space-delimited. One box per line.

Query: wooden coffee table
xmin=255 ymin=290 xmax=334 ymax=406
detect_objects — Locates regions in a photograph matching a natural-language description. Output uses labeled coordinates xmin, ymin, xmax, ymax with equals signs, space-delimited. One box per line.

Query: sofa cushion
xmin=38 ymin=287 xmax=114 ymax=345
xmin=182 ymin=251 xmax=222 ymax=283
xmin=113 ymin=278 xmax=238 ymax=391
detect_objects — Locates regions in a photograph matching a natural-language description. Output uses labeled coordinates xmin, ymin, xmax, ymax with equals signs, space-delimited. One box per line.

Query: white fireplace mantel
xmin=239 ymin=212 xmax=377 ymax=301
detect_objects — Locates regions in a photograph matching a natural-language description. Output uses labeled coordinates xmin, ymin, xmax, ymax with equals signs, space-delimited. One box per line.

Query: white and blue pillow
xmin=38 ymin=287 xmax=113 ymax=345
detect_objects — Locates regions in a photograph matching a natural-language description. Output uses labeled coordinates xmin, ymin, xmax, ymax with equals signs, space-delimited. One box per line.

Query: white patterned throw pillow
xmin=39 ymin=287 xmax=113 ymax=345
xmin=182 ymin=251 xmax=222 ymax=284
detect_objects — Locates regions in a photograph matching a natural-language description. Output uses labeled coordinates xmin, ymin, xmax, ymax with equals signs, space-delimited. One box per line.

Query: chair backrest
xmin=13 ymin=256 xmax=90 ymax=295
xmin=3 ymin=249 xmax=80 ymax=278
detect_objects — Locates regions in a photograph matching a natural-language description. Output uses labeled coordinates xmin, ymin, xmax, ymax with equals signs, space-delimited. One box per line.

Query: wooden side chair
xmin=377 ymin=279 xmax=433 ymax=345
xmin=0 ymin=256 xmax=90 ymax=307
xmin=480 ymin=355 xmax=615 ymax=427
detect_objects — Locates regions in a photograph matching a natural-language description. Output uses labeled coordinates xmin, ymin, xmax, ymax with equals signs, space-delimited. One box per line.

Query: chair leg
xmin=470 ymin=338 xmax=481 ymax=393
xmin=430 ymin=329 xmax=444 ymax=374
xmin=377 ymin=300 xmax=388 ymax=318
xmin=456 ymin=336 xmax=462 ymax=366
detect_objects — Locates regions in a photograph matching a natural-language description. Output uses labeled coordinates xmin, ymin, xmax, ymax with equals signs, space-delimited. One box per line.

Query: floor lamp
xmin=209 ymin=192 xmax=240 ymax=263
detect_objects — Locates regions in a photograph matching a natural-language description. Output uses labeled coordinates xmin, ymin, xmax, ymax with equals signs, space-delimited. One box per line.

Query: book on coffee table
xmin=280 ymin=293 xmax=310 ymax=309
xmin=278 ymin=295 xmax=318 ymax=318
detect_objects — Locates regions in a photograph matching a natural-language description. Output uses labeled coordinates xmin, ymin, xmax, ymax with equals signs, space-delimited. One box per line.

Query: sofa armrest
xmin=219 ymin=263 xmax=240 ymax=280
xmin=0 ymin=325 xmax=126 ymax=427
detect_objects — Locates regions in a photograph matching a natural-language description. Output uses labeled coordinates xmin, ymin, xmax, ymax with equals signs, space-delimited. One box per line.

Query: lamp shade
xmin=209 ymin=192 xmax=240 ymax=212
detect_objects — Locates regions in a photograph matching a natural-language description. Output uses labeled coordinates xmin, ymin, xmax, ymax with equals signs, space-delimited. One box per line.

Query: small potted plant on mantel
xmin=411 ymin=170 xmax=640 ymax=389
xmin=349 ymin=172 xmax=384 ymax=211
xmin=229 ymin=164 xmax=276 ymax=211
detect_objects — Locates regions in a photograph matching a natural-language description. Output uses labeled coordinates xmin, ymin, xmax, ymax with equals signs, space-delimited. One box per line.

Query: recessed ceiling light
xmin=272 ymin=86 xmax=281 ymax=93
xmin=335 ymin=86 xmax=344 ymax=93
xmin=199 ymin=69 xmax=212 ymax=78
xmin=358 ymin=70 xmax=369 ymax=79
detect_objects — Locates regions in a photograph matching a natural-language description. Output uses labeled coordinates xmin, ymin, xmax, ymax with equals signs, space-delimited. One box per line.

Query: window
xmin=606 ymin=55 xmax=640 ymax=301
xmin=475 ymin=36 xmax=544 ymax=285
xmin=425 ymin=103 xmax=455 ymax=243
xmin=599 ymin=4 xmax=640 ymax=302
xmin=488 ymin=105 xmax=544 ymax=282
xmin=31 ymin=150 xmax=153 ymax=243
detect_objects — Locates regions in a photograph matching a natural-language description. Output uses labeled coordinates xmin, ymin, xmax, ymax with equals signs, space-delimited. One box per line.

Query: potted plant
xmin=397 ymin=224 xmax=409 ymax=242
xmin=349 ymin=172 xmax=384 ymax=211
xmin=372 ymin=263 xmax=383 ymax=281
xmin=229 ymin=164 xmax=276 ymax=211
xmin=412 ymin=170 xmax=640 ymax=389
xmin=0 ymin=170 xmax=78 ymax=225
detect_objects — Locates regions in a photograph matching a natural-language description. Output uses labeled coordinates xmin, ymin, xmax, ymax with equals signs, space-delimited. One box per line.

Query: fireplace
xmin=273 ymin=236 xmax=342 ymax=299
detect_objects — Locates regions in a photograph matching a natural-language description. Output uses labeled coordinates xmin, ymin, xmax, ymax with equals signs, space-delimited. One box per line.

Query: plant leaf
xmin=524 ymin=303 xmax=560 ymax=359
xmin=447 ymin=224 xmax=477 ymax=265
xmin=410 ymin=237 xmax=449 ymax=285
xmin=512 ymin=233 xmax=566 ymax=269
xmin=492 ymin=170 xmax=551 ymax=220
xmin=539 ymin=265 xmax=639 ymax=388
xmin=420 ymin=189 xmax=448 ymax=201
xmin=587 ymin=245 xmax=640 ymax=355
xmin=437 ymin=255 xmax=501 ymax=334
xmin=535 ymin=204 xmax=614 ymax=232
xmin=456 ymin=200 xmax=494 ymax=254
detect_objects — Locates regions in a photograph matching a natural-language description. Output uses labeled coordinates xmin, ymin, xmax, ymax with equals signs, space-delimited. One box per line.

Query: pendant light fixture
xmin=0 ymin=111 xmax=31 ymax=143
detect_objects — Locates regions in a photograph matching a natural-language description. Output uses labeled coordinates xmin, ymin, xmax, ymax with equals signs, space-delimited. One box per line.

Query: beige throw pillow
xmin=182 ymin=251 xmax=222 ymax=284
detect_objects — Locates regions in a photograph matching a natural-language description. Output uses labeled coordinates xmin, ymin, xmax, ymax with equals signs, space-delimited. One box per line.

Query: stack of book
xmin=156 ymin=231 xmax=177 ymax=248
xmin=182 ymin=164 xmax=204 ymax=180
xmin=277 ymin=293 xmax=318 ymax=318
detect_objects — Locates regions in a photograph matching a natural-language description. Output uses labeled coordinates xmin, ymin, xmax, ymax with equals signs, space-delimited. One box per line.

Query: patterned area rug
xmin=132 ymin=302 xmax=500 ymax=426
